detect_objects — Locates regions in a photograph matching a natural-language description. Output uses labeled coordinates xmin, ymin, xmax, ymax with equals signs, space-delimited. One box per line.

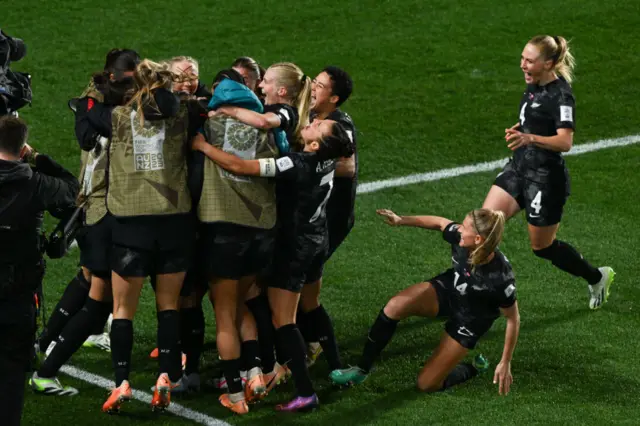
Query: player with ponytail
xmin=331 ymin=208 xmax=520 ymax=396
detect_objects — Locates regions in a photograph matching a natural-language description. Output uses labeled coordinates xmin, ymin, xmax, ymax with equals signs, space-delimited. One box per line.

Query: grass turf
xmin=4 ymin=0 xmax=639 ymax=424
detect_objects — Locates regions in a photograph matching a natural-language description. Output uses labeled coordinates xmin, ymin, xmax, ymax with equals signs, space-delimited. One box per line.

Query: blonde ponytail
xmin=295 ymin=76 xmax=313 ymax=141
xmin=267 ymin=62 xmax=312 ymax=145
xmin=468 ymin=209 xmax=506 ymax=268
xmin=529 ymin=35 xmax=576 ymax=84
xmin=126 ymin=59 xmax=174 ymax=126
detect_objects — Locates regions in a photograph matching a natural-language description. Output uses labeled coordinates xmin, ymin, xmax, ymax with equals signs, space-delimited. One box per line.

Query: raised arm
xmin=210 ymin=106 xmax=281 ymax=130
xmin=376 ymin=209 xmax=452 ymax=231
xmin=493 ymin=301 xmax=520 ymax=395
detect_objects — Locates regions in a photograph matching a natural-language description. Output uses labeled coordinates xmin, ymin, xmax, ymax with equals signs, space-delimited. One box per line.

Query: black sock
xmin=275 ymin=327 xmax=288 ymax=367
xmin=180 ymin=307 xmax=205 ymax=376
xmin=296 ymin=309 xmax=316 ymax=343
xmin=89 ymin=300 xmax=111 ymax=335
xmin=38 ymin=298 xmax=109 ymax=378
xmin=157 ymin=310 xmax=182 ymax=382
xmin=246 ymin=295 xmax=276 ymax=372
xmin=110 ymin=319 xmax=133 ymax=387
xmin=534 ymin=240 xmax=602 ymax=285
xmin=38 ymin=270 xmax=89 ymax=351
xmin=358 ymin=310 xmax=399 ymax=373
xmin=306 ymin=305 xmax=342 ymax=370
xmin=441 ymin=363 xmax=478 ymax=390
xmin=221 ymin=358 xmax=244 ymax=394
xmin=241 ymin=340 xmax=261 ymax=371
xmin=275 ymin=324 xmax=315 ymax=397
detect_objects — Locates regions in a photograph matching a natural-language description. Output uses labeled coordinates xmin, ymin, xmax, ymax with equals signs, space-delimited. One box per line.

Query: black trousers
xmin=0 ymin=291 xmax=38 ymax=425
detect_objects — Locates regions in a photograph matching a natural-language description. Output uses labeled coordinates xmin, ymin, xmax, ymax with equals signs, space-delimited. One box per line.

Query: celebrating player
xmin=482 ymin=35 xmax=614 ymax=309
xmin=193 ymin=118 xmax=353 ymax=412
xmin=331 ymin=208 xmax=519 ymax=396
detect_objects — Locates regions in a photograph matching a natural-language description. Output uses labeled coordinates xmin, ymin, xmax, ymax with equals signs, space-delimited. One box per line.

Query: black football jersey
xmin=514 ymin=78 xmax=575 ymax=170
xmin=326 ymin=109 xmax=357 ymax=203
xmin=264 ymin=103 xmax=299 ymax=146
xmin=272 ymin=152 xmax=335 ymax=242
xmin=442 ymin=223 xmax=517 ymax=324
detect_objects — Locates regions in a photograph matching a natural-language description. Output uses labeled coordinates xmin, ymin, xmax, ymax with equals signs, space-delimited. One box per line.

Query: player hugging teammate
xmin=28 ymin=33 xmax=616 ymax=419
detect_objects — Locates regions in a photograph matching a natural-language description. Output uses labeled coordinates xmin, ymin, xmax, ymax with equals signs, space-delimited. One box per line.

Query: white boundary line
xmin=59 ymin=133 xmax=640 ymax=424
xmin=60 ymin=366 xmax=232 ymax=426
xmin=357 ymin=134 xmax=640 ymax=194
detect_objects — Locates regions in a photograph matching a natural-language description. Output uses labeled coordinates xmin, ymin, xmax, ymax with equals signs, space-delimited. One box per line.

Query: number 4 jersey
xmin=441 ymin=222 xmax=517 ymax=327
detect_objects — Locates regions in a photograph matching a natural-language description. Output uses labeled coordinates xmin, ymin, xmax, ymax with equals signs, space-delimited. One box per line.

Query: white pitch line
xmin=57 ymin=132 xmax=640 ymax=424
xmin=357 ymin=133 xmax=640 ymax=194
xmin=60 ymin=365 xmax=232 ymax=426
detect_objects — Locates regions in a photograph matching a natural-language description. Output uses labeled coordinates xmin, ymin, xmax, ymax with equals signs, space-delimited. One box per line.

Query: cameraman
xmin=0 ymin=116 xmax=79 ymax=425
xmin=0 ymin=29 xmax=30 ymax=116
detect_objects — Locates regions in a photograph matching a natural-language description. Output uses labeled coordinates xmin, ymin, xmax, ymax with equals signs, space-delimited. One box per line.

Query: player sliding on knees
xmin=331 ymin=208 xmax=519 ymax=395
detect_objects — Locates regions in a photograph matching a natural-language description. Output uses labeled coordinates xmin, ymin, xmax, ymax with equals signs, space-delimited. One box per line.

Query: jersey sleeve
xmin=552 ymin=93 xmax=576 ymax=130
xmin=442 ymin=222 xmax=461 ymax=245
xmin=264 ymin=104 xmax=297 ymax=133
xmin=498 ymin=279 xmax=517 ymax=308
xmin=259 ymin=154 xmax=309 ymax=181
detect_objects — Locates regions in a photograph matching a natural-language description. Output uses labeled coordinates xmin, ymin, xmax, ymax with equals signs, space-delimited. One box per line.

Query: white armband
xmin=259 ymin=158 xmax=277 ymax=177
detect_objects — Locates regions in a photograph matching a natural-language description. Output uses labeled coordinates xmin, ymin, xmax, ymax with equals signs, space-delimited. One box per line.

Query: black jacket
xmin=0 ymin=155 xmax=79 ymax=264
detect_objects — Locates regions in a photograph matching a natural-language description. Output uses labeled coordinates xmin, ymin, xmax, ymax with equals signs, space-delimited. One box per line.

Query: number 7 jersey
xmin=442 ymin=223 xmax=517 ymax=323
xmin=269 ymin=152 xmax=336 ymax=243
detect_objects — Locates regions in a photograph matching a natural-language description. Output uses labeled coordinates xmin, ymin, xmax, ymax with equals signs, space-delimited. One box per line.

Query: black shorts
xmin=111 ymin=215 xmax=194 ymax=278
xmin=151 ymin=234 xmax=208 ymax=297
xmin=429 ymin=269 xmax=495 ymax=350
xmin=77 ymin=214 xmax=114 ymax=279
xmin=494 ymin=160 xmax=570 ymax=227
xmin=268 ymin=236 xmax=327 ymax=293
xmin=199 ymin=223 xmax=273 ymax=281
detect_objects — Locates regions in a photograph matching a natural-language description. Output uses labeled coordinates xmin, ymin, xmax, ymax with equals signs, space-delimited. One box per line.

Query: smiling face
xmin=300 ymin=119 xmax=336 ymax=152
xmin=311 ymin=71 xmax=337 ymax=111
xmin=458 ymin=214 xmax=483 ymax=249
xmin=520 ymin=43 xmax=554 ymax=85
xmin=258 ymin=68 xmax=286 ymax=105
xmin=170 ymin=60 xmax=198 ymax=95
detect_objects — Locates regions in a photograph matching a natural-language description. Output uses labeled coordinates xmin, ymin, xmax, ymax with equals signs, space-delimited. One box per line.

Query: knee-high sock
xmin=38 ymin=270 xmax=89 ymax=351
xmin=180 ymin=307 xmax=205 ymax=375
xmin=533 ymin=240 xmax=602 ymax=285
xmin=306 ymin=305 xmax=342 ymax=370
xmin=157 ymin=310 xmax=182 ymax=382
xmin=110 ymin=319 xmax=133 ymax=387
xmin=38 ymin=298 xmax=111 ymax=378
xmin=358 ymin=310 xmax=399 ymax=373
xmin=275 ymin=324 xmax=315 ymax=397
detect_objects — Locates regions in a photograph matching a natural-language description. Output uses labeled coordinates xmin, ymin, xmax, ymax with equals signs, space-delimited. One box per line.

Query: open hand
xmin=376 ymin=209 xmax=402 ymax=226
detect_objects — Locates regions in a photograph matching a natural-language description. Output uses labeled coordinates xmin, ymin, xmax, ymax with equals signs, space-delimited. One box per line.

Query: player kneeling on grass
xmin=331 ymin=208 xmax=519 ymax=395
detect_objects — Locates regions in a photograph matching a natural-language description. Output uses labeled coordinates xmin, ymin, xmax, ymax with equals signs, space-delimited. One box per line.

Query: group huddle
xmin=29 ymin=33 xmax=615 ymax=417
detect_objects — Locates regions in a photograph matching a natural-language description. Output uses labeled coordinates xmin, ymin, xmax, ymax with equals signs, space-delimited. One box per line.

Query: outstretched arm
xmin=192 ymin=133 xmax=260 ymax=176
xmin=376 ymin=209 xmax=452 ymax=231
xmin=494 ymin=301 xmax=520 ymax=395
xmin=209 ymin=106 xmax=281 ymax=130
